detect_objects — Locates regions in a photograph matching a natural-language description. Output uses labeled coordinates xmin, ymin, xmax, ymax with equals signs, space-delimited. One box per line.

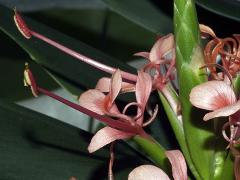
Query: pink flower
xmin=79 ymin=69 xmax=157 ymax=153
xmin=190 ymin=80 xmax=240 ymax=179
xmin=128 ymin=150 xmax=187 ymax=180
xmin=189 ymin=80 xmax=240 ymax=122
xmin=134 ymin=34 xmax=176 ymax=90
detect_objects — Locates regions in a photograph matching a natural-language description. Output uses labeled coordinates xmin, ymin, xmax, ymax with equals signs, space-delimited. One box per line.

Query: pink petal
xmin=95 ymin=77 xmax=111 ymax=92
xmin=110 ymin=69 xmax=122 ymax=104
xmin=199 ymin=24 xmax=216 ymax=38
xmin=149 ymin=34 xmax=174 ymax=62
xmin=88 ymin=126 xmax=134 ymax=153
xmin=128 ymin=165 xmax=170 ymax=180
xmin=190 ymin=81 xmax=236 ymax=111
xmin=203 ymin=100 xmax=240 ymax=121
xmin=136 ymin=71 xmax=152 ymax=109
xmin=96 ymin=77 xmax=135 ymax=93
xmin=134 ymin=52 xmax=150 ymax=60
xmin=136 ymin=71 xmax=152 ymax=124
xmin=165 ymin=150 xmax=188 ymax=180
xmin=78 ymin=89 xmax=105 ymax=115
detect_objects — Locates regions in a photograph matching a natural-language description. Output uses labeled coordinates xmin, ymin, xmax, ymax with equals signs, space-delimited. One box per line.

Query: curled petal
xmin=88 ymin=127 xmax=134 ymax=153
xmin=79 ymin=89 xmax=105 ymax=115
xmin=190 ymin=81 xmax=236 ymax=111
xmin=143 ymin=105 xmax=158 ymax=127
xmin=134 ymin=52 xmax=150 ymax=60
xmin=199 ymin=24 xmax=216 ymax=38
xmin=128 ymin=165 xmax=170 ymax=180
xmin=204 ymin=100 xmax=240 ymax=121
xmin=149 ymin=33 xmax=174 ymax=62
xmin=165 ymin=150 xmax=188 ymax=180
xmin=110 ymin=69 xmax=122 ymax=104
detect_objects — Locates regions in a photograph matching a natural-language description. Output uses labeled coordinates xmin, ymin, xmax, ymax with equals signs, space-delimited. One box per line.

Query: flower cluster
xmin=14 ymin=8 xmax=240 ymax=180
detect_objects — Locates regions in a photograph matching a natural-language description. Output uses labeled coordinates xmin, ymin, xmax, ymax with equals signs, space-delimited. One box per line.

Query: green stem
xmin=132 ymin=135 xmax=171 ymax=174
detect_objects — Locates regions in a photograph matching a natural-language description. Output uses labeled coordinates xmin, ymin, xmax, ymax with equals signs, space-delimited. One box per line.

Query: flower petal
xmin=110 ymin=69 xmax=122 ymax=104
xmin=165 ymin=150 xmax=188 ymax=180
xmin=95 ymin=77 xmax=111 ymax=92
xmin=199 ymin=24 xmax=216 ymax=38
xmin=88 ymin=126 xmax=134 ymax=153
xmin=203 ymin=100 xmax=240 ymax=121
xmin=136 ymin=71 xmax=152 ymax=108
xmin=190 ymin=81 xmax=236 ymax=111
xmin=136 ymin=71 xmax=152 ymax=124
xmin=78 ymin=89 xmax=105 ymax=115
xmin=96 ymin=77 xmax=135 ymax=93
xmin=128 ymin=165 xmax=170 ymax=180
xmin=149 ymin=34 xmax=174 ymax=62
xmin=134 ymin=52 xmax=150 ymax=60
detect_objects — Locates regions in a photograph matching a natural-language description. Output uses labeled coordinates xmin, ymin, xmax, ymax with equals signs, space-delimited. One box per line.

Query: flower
xmin=79 ymin=69 xmax=158 ymax=153
xmin=190 ymin=80 xmax=240 ymax=179
xmin=199 ymin=24 xmax=240 ymax=79
xmin=128 ymin=150 xmax=187 ymax=180
xmin=134 ymin=34 xmax=176 ymax=90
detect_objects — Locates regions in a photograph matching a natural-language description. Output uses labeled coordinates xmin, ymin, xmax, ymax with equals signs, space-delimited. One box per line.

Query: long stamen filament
xmin=14 ymin=10 xmax=137 ymax=82
xmin=36 ymin=87 xmax=138 ymax=134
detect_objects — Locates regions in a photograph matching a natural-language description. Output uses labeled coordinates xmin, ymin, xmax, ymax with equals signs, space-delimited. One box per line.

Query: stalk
xmin=174 ymin=0 xmax=216 ymax=179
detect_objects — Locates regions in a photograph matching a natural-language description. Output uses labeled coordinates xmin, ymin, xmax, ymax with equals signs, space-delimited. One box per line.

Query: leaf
xmin=0 ymin=100 xmax=149 ymax=180
xmin=196 ymin=0 xmax=240 ymax=22
xmin=31 ymin=9 xmax=155 ymax=61
xmin=0 ymin=5 xmax=137 ymax=97
xmin=102 ymin=0 xmax=172 ymax=34
xmin=0 ymin=0 xmax=105 ymax=12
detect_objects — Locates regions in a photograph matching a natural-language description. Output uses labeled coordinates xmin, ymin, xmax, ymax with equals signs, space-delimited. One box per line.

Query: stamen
xmin=108 ymin=143 xmax=115 ymax=180
xmin=143 ymin=105 xmax=158 ymax=127
xmin=14 ymin=10 xmax=137 ymax=82
xmin=24 ymin=65 xmax=141 ymax=134
xmin=200 ymin=63 xmax=233 ymax=85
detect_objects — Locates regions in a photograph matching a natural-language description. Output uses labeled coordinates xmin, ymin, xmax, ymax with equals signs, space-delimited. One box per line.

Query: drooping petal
xmin=136 ymin=71 xmax=152 ymax=124
xmin=128 ymin=165 xmax=170 ymax=180
xmin=203 ymin=100 xmax=240 ymax=121
xmin=136 ymin=71 xmax=152 ymax=108
xmin=149 ymin=33 xmax=174 ymax=62
xmin=78 ymin=89 xmax=106 ymax=115
xmin=134 ymin=52 xmax=150 ymax=60
xmin=190 ymin=81 xmax=236 ymax=111
xmin=110 ymin=69 xmax=122 ymax=104
xmin=88 ymin=126 xmax=134 ymax=153
xmin=199 ymin=24 xmax=216 ymax=38
xmin=165 ymin=150 xmax=188 ymax=180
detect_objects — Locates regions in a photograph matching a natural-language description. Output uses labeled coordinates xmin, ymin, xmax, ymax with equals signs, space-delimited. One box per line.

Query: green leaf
xmin=0 ymin=5 xmax=136 ymax=97
xmin=0 ymin=0 xmax=105 ymax=12
xmin=102 ymin=0 xmax=172 ymax=34
xmin=196 ymin=0 xmax=240 ymax=22
xmin=30 ymin=9 xmax=155 ymax=61
xmin=0 ymin=100 xmax=149 ymax=179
